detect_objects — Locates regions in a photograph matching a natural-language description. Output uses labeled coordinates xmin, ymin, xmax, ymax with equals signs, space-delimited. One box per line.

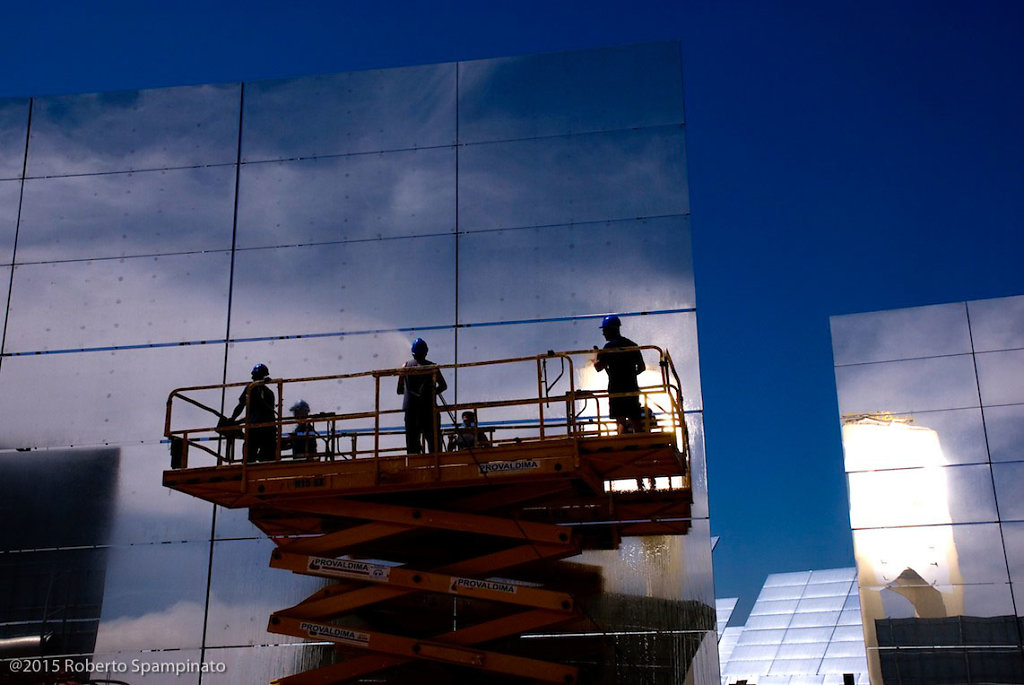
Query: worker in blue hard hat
xmin=594 ymin=316 xmax=645 ymax=433
xmin=397 ymin=338 xmax=448 ymax=454
xmin=230 ymin=363 xmax=277 ymax=463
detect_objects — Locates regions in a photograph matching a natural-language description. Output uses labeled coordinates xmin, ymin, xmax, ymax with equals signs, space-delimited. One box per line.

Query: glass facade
xmin=0 ymin=42 xmax=713 ymax=683
xmin=831 ymin=296 xmax=1024 ymax=684
xmin=718 ymin=568 xmax=869 ymax=685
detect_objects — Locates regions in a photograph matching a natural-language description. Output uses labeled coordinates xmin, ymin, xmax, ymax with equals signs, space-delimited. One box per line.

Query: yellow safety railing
xmin=165 ymin=346 xmax=688 ymax=474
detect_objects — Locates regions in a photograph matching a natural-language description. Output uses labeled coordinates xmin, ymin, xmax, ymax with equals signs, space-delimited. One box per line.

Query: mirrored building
xmin=831 ymin=296 xmax=1024 ymax=684
xmin=0 ymin=42 xmax=714 ymax=683
xmin=718 ymin=568 xmax=869 ymax=685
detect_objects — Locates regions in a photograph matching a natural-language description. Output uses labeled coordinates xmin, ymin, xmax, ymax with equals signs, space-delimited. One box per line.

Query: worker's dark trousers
xmin=405 ymin=407 xmax=439 ymax=454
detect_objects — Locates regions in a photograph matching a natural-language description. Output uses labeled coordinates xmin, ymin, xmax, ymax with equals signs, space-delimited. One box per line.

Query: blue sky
xmin=4 ymin=0 xmax=1022 ymax=624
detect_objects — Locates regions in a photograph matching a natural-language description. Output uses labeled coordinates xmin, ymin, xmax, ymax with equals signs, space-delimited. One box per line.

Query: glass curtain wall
xmin=831 ymin=296 xmax=1024 ymax=685
xmin=0 ymin=42 xmax=711 ymax=684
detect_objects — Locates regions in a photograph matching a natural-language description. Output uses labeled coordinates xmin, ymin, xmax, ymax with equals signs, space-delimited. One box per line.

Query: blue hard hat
xmin=600 ymin=315 xmax=622 ymax=329
xmin=411 ymin=338 xmax=428 ymax=356
xmin=251 ymin=363 xmax=270 ymax=379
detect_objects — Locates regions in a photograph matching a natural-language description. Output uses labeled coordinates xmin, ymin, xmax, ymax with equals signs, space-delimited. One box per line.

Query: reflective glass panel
xmin=687 ymin=411 xmax=708 ymax=519
xmin=796 ymin=595 xmax=847 ymax=613
xmin=576 ymin=523 xmax=714 ymax=608
xmin=841 ymin=408 xmax=989 ymax=473
xmin=744 ymin=613 xmax=795 ymax=630
xmin=736 ymin=628 xmax=787 ymax=646
xmin=832 ymin=625 xmax=867 ymax=643
xmin=242 ymin=62 xmax=456 ymax=161
xmin=88 ymin=648 xmax=205 ymax=685
xmin=206 ymin=538 xmax=325 ymax=647
xmin=849 ymin=464 xmax=997 ymax=528
xmin=984 ymin=404 xmax=1024 ymax=462
xmin=809 ymin=567 xmax=857 ymax=583
xmin=0 ymin=546 xmax=110 ymax=655
xmin=834 ymin=354 xmax=979 ymax=415
xmin=0 ymin=265 xmax=8 ymax=337
xmin=236 ymin=147 xmax=455 ymax=248
xmin=458 ymin=42 xmax=684 ymax=143
xmin=830 ymin=302 xmax=970 ymax=366
xmin=802 ymin=580 xmax=857 ymax=599
xmin=860 ymin=581 xmax=1015 ymax=621
xmin=107 ymin=443 xmax=214 ymax=546
xmin=756 ymin=585 xmax=807 ymax=602
xmin=1003 ymin=521 xmax=1024 ymax=589
xmin=0 ymin=179 xmax=19 ymax=262
xmin=764 ymin=571 xmax=812 ymax=587
xmin=0 ymin=98 xmax=28 ymax=180
xmin=976 ymin=349 xmax=1024 ymax=406
xmin=770 ymin=656 xmax=825 ymax=673
xmin=0 ymin=447 xmax=119 ymax=551
xmin=17 ymin=166 xmax=237 ymax=262
xmin=97 ymin=541 xmax=211 ymax=651
xmin=5 ymin=251 xmax=232 ymax=352
xmin=968 ymin=294 xmax=1024 ymax=352
xmin=28 ymin=84 xmax=240 ymax=175
xmin=229 ymin=235 xmax=455 ymax=339
xmin=0 ymin=344 xmax=226 ymax=449
xmin=458 ymin=215 xmax=694 ymax=322
xmin=458 ymin=126 xmax=688 ymax=231
xmin=202 ymin=644 xmax=331 ymax=684
xmin=788 ymin=610 xmax=842 ymax=628
xmin=854 ymin=523 xmax=1009 ymax=587
xmin=992 ymin=462 xmax=1024 ymax=522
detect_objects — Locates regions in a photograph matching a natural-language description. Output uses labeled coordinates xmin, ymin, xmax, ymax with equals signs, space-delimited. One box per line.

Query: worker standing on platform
xmin=398 ymin=338 xmax=448 ymax=454
xmin=230 ymin=363 xmax=277 ymax=462
xmin=594 ymin=315 xmax=645 ymax=433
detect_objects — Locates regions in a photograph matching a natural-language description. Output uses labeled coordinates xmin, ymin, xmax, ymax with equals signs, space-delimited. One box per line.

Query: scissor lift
xmin=163 ymin=348 xmax=692 ymax=684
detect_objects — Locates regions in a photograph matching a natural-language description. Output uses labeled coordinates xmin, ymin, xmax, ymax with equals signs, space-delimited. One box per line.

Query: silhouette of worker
xmin=287 ymin=399 xmax=318 ymax=459
xmin=594 ymin=315 xmax=645 ymax=433
xmin=397 ymin=338 xmax=447 ymax=454
xmin=230 ymin=363 xmax=277 ymax=463
xmin=448 ymin=410 xmax=490 ymax=451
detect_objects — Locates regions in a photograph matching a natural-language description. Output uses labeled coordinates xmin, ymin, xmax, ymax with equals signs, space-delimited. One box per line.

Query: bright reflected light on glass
xmin=842 ymin=414 xmax=949 ymax=471
xmin=843 ymin=415 xmax=963 ymax=619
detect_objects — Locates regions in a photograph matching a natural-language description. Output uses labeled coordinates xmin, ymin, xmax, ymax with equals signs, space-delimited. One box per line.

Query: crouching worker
xmin=286 ymin=400 xmax=318 ymax=459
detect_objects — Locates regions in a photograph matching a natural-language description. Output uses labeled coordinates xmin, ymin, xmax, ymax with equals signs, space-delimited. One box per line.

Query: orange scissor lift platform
xmin=163 ymin=348 xmax=692 ymax=684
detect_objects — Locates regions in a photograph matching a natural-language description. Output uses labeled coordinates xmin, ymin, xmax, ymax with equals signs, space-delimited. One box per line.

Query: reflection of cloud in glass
xmin=0 ymin=345 xmax=225 ymax=449
xmin=28 ymin=85 xmax=240 ymax=175
xmin=834 ymin=354 xmax=979 ymax=415
xmin=458 ymin=216 xmax=695 ymax=322
xmin=242 ymin=63 xmax=456 ymax=162
xmin=0 ymin=98 xmax=29 ymax=179
xmin=459 ymin=126 xmax=688 ymax=231
xmin=0 ymin=180 xmax=20 ymax=260
xmin=976 ymin=349 xmax=1024 ymax=406
xmin=830 ymin=303 xmax=971 ymax=366
xmin=235 ymin=148 xmax=455 ymax=247
xmin=229 ymin=235 xmax=455 ymax=339
xmin=107 ymin=444 xmax=213 ymax=545
xmin=17 ymin=166 xmax=236 ymax=261
xmin=458 ymin=41 xmax=684 ymax=143
xmin=6 ymin=252 xmax=231 ymax=351
xmin=967 ymin=294 xmax=1024 ymax=352
xmin=984 ymin=404 xmax=1024 ymax=462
